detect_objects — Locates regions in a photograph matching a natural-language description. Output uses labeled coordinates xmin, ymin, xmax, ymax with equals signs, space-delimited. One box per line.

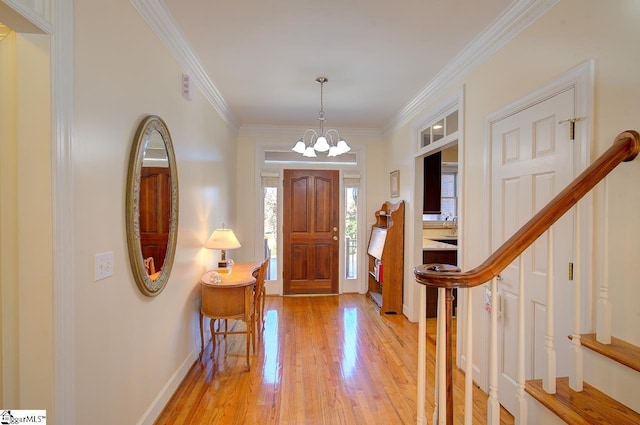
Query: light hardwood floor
xmin=155 ymin=294 xmax=514 ymax=424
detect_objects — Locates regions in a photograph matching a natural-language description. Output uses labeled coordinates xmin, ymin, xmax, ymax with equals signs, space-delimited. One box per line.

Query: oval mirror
xmin=126 ymin=115 xmax=179 ymax=296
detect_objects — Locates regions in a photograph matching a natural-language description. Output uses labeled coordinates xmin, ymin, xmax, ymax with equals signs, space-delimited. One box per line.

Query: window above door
xmin=420 ymin=109 xmax=458 ymax=149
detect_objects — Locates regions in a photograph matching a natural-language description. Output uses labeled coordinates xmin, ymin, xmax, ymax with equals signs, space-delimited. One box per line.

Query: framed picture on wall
xmin=390 ymin=170 xmax=399 ymax=198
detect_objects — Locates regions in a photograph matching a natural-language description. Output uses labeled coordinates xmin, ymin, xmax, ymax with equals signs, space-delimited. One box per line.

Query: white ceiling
xmin=161 ymin=0 xmax=515 ymax=130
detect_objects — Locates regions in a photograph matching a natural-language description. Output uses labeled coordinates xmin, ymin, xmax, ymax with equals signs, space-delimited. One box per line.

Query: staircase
xmin=414 ymin=131 xmax=640 ymax=425
xmin=525 ymin=333 xmax=640 ymax=424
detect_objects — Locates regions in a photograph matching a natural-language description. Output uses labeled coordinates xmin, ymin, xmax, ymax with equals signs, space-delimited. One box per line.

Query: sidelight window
xmin=344 ymin=176 xmax=360 ymax=279
xmin=262 ymin=173 xmax=278 ymax=281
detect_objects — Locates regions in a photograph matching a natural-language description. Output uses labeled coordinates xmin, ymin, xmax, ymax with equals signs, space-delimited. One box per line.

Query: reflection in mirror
xmin=126 ymin=116 xmax=178 ymax=296
xmin=140 ymin=130 xmax=170 ymax=282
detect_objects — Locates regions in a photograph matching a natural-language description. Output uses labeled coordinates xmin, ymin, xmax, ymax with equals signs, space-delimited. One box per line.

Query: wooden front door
xmin=140 ymin=166 xmax=170 ymax=271
xmin=283 ymin=169 xmax=339 ymax=295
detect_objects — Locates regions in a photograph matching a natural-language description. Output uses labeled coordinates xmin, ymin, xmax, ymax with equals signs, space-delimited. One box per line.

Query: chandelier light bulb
xmin=314 ymin=135 xmax=330 ymax=152
xmin=336 ymin=139 xmax=351 ymax=154
xmin=292 ymin=140 xmax=306 ymax=154
xmin=328 ymin=145 xmax=339 ymax=157
xmin=303 ymin=146 xmax=317 ymax=157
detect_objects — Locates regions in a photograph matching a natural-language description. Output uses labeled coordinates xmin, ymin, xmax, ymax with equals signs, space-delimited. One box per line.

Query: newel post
xmin=444 ymin=287 xmax=455 ymax=423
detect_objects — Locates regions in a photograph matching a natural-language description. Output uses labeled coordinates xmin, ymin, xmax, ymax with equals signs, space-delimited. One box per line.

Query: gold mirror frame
xmin=126 ymin=115 xmax=179 ymax=296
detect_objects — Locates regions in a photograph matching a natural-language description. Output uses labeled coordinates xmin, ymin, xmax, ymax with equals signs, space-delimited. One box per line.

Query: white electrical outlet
xmin=95 ymin=251 xmax=114 ymax=281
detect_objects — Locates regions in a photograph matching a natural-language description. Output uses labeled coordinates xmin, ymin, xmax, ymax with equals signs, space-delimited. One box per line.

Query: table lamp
xmin=205 ymin=224 xmax=241 ymax=270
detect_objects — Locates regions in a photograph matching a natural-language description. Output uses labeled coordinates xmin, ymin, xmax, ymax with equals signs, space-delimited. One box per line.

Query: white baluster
xmin=487 ymin=277 xmax=500 ymax=424
xmin=417 ymin=284 xmax=427 ymax=425
xmin=464 ymin=289 xmax=473 ymax=425
xmin=570 ymin=205 xmax=584 ymax=391
xmin=516 ymin=255 xmax=527 ymax=424
xmin=596 ymin=179 xmax=612 ymax=344
xmin=543 ymin=227 xmax=557 ymax=394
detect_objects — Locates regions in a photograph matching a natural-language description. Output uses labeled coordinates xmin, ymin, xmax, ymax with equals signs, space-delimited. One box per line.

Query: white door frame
xmin=409 ymin=89 xmax=465 ymax=323
xmin=0 ymin=0 xmax=74 ymax=421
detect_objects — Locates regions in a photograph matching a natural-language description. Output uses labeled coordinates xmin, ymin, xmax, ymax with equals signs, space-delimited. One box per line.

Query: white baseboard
xmin=136 ymin=348 xmax=199 ymax=425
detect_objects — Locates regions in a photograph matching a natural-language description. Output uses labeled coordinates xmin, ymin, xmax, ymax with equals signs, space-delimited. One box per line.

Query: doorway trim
xmin=52 ymin=0 xmax=76 ymax=422
xmin=409 ymin=88 xmax=465 ymax=323
xmin=0 ymin=0 xmax=74 ymax=421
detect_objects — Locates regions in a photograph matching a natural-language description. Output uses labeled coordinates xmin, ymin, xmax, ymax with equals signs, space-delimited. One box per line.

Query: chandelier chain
xmin=318 ymin=78 xmax=325 ymax=133
xmin=291 ymin=76 xmax=351 ymax=158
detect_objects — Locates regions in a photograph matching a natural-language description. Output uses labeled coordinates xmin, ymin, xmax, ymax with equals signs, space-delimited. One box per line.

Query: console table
xmin=199 ymin=261 xmax=260 ymax=370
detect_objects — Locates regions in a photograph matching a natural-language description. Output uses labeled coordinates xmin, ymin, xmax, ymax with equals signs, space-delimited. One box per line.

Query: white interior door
xmin=490 ymin=87 xmax=576 ymax=414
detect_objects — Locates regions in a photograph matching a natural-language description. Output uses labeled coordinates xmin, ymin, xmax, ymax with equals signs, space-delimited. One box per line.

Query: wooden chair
xmin=144 ymin=257 xmax=155 ymax=275
xmin=251 ymin=257 xmax=270 ymax=352
xmin=200 ymin=279 xmax=254 ymax=371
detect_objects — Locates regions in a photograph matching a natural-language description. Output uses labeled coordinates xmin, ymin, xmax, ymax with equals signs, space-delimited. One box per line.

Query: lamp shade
xmin=336 ymin=139 xmax=351 ymax=154
xmin=205 ymin=228 xmax=241 ymax=250
xmin=313 ymin=135 xmax=330 ymax=152
xmin=303 ymin=146 xmax=317 ymax=157
xmin=292 ymin=140 xmax=306 ymax=154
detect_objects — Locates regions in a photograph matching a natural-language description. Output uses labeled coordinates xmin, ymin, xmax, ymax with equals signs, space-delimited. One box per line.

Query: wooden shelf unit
xmin=367 ymin=201 xmax=404 ymax=314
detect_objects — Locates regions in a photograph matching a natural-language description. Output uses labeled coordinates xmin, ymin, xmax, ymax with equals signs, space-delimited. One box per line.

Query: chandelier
xmin=292 ymin=77 xmax=351 ymax=157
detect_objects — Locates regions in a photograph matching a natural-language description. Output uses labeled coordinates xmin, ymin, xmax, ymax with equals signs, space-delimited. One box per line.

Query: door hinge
xmin=558 ymin=117 xmax=582 ymax=140
xmin=568 ymin=262 xmax=574 ymax=281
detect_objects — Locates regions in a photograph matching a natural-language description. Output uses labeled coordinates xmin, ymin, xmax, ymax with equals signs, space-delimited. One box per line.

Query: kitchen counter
xmin=423 ymin=238 xmax=458 ymax=251
xmin=422 ymin=240 xmax=458 ymax=318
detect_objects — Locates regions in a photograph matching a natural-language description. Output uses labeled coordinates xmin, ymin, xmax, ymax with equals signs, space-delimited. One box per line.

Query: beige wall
xmin=0 ymin=28 xmax=18 ymax=406
xmin=0 ymin=30 xmax=53 ymax=411
xmin=0 ymin=30 xmax=18 ymax=409
xmin=389 ymin=0 xmax=640 ymax=348
xmin=16 ymin=32 xmax=52 ymax=414
xmin=73 ymin=1 xmax=237 ymax=423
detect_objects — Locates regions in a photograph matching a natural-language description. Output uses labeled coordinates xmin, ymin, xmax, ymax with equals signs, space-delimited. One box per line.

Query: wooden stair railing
xmin=414 ymin=130 xmax=640 ymax=425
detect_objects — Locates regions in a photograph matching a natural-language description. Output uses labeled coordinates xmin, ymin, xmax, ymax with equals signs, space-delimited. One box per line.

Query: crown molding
xmin=130 ymin=0 xmax=238 ymax=130
xmin=384 ymin=0 xmax=559 ymax=135
xmin=238 ymin=124 xmax=384 ymax=142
